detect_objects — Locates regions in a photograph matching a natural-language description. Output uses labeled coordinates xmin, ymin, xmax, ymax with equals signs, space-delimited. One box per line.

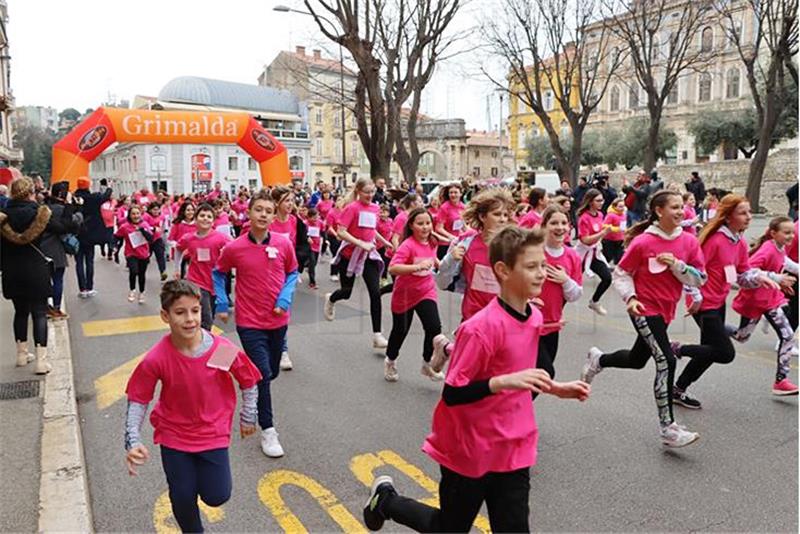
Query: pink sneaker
xmin=772 ymin=378 xmax=799 ymax=396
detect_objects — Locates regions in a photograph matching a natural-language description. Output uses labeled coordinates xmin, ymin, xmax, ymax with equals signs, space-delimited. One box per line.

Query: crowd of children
xmin=108 ymin=176 xmax=798 ymax=533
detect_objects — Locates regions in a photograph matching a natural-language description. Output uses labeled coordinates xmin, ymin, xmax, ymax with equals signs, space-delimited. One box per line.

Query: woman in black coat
xmin=0 ymin=177 xmax=56 ymax=374
xmin=40 ymin=181 xmax=82 ymax=319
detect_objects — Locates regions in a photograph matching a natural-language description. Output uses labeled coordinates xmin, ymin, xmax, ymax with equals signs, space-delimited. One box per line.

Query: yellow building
xmin=507 ymin=52 xmax=580 ymax=173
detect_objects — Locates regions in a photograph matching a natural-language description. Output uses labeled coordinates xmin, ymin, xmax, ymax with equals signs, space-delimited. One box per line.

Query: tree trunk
xmin=746 ymin=105 xmax=781 ymax=211
xmin=643 ymin=108 xmax=661 ymax=173
xmin=569 ymin=126 xmax=583 ymax=186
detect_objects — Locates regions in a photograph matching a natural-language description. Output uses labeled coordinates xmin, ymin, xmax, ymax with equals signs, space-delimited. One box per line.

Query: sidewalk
xmin=0 ymin=290 xmax=93 ymax=532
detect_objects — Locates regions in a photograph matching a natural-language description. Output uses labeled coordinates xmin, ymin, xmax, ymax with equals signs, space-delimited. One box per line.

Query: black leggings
xmin=599 ymin=314 xmax=676 ymax=427
xmin=537 ymin=332 xmax=559 ymax=379
xmin=150 ymin=238 xmax=167 ymax=274
xmin=12 ymin=297 xmax=48 ymax=347
xmin=328 ymin=236 xmax=341 ymax=276
xmin=127 ymin=257 xmax=149 ymax=292
xmin=785 ymin=278 xmax=798 ymax=330
xmin=330 ymin=258 xmax=383 ymax=332
xmin=386 ymin=299 xmax=442 ymax=362
xmin=602 ymin=239 xmax=624 ymax=265
xmin=589 ymin=257 xmax=612 ymax=303
xmin=675 ymin=306 xmax=735 ymax=390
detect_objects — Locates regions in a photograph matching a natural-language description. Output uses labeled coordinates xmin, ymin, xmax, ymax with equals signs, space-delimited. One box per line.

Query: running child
xmin=602 ymin=197 xmax=626 ymax=265
xmin=177 ymin=203 xmax=231 ymax=330
xmin=304 ymin=207 xmax=323 ymax=289
xmin=434 ymin=183 xmax=466 ymax=259
xmin=124 ymin=280 xmax=261 ymax=534
xmin=113 ymin=195 xmax=131 ymax=263
xmin=518 ymin=187 xmax=548 ymax=229
xmin=580 ymin=190 xmax=706 ymax=447
xmin=143 ymin=202 xmax=168 ymax=282
xmin=673 ymin=195 xmax=785 ymax=408
xmin=325 ymin=196 xmax=346 ymax=282
xmin=730 ymin=216 xmax=799 ymax=395
xmin=575 ymin=188 xmax=613 ymax=315
xmin=384 ymin=208 xmax=442 ymax=382
xmin=363 ymin=226 xmax=590 ymax=533
xmin=115 ymin=205 xmax=153 ymax=304
xmin=169 ymin=201 xmax=196 ymax=279
xmin=214 ymin=190 xmax=299 ymax=458
xmin=681 ymin=192 xmax=700 ymax=236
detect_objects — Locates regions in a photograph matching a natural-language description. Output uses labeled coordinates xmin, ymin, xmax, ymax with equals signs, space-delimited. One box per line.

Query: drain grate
xmin=0 ymin=380 xmax=40 ymax=401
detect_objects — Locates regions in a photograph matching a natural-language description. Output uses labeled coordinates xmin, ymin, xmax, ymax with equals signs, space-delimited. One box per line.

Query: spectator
xmin=556 ymin=180 xmax=574 ymax=200
xmin=622 ymin=170 xmax=661 ymax=226
xmin=786 ymin=182 xmax=798 ymax=221
xmin=593 ymin=174 xmax=618 ymax=212
xmin=685 ymin=171 xmax=706 ymax=207
xmin=572 ymin=176 xmax=591 ymax=209
xmin=373 ymin=177 xmax=387 ymax=205
xmin=41 ymin=181 xmax=82 ymax=319
xmin=0 ymin=184 xmax=7 ymax=209
xmin=308 ymin=180 xmax=325 ymax=208
xmin=74 ymin=176 xmax=112 ymax=298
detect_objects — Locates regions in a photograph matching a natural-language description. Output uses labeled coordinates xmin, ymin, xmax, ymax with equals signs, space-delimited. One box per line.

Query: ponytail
xmin=624 ymin=190 xmax=681 ymax=247
xmin=750 ymin=216 xmax=792 ymax=255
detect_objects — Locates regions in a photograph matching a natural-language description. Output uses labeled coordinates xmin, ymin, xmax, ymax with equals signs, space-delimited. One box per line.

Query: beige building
xmin=260 ymin=46 xmax=366 ymax=188
xmin=0 ymin=0 xmax=22 ymax=168
xmin=465 ymin=130 xmax=513 ymax=178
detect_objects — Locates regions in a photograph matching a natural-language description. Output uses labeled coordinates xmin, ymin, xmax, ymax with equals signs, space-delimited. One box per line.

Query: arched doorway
xmin=418 ymin=148 xmax=447 ymax=181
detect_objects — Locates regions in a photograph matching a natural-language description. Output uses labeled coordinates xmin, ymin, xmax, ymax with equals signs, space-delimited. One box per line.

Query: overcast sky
xmin=10 ymin=0 xmax=504 ymax=131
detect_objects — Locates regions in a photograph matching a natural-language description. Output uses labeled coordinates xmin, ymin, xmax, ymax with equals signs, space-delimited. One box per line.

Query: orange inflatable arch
xmin=52 ymin=107 xmax=291 ymax=191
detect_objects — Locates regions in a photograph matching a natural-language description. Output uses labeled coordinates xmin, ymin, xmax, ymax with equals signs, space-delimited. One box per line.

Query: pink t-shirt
xmin=460 ymin=236 xmax=498 ymax=321
xmin=518 ymin=209 xmax=543 ymax=229
xmin=178 ymin=231 xmax=232 ymax=293
xmin=390 ymin=236 xmax=438 ymax=313
xmin=126 ymin=334 xmax=261 ymax=453
xmin=215 ymin=233 xmax=298 ymax=330
xmin=213 ymin=212 xmax=232 ymax=234
xmin=115 ymin=221 xmax=152 ymax=259
xmin=540 ymin=246 xmax=582 ymax=335
xmin=618 ymin=231 xmax=705 ymax=324
xmin=269 ymin=215 xmax=298 ymax=247
xmin=436 ymin=201 xmax=465 ymax=236
xmin=115 ymin=206 xmax=129 ymax=227
xmin=376 ymin=217 xmax=393 ymax=251
xmin=305 ymin=220 xmax=324 ymax=253
xmin=168 ymin=221 xmax=196 ymax=243
xmin=423 ymin=298 xmax=540 ymax=477
xmin=683 ymin=206 xmax=698 ymax=235
xmin=100 ymin=200 xmax=116 ymax=228
xmin=143 ymin=213 xmax=165 ymax=240
xmin=231 ymin=200 xmax=249 ymax=225
xmin=696 ymin=231 xmax=750 ymax=311
xmin=325 ymin=207 xmax=342 ymax=236
xmin=338 ymin=201 xmax=380 ymax=258
xmin=603 ymin=211 xmax=626 ymax=242
xmin=392 ymin=210 xmax=409 ymax=239
xmin=316 ymin=199 xmax=333 ymax=222
xmin=733 ymin=240 xmax=788 ymax=318
xmin=578 ymin=211 xmax=605 ymax=241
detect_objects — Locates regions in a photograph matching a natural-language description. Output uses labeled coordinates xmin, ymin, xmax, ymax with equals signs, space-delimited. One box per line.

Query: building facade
xmin=90 ymin=77 xmax=311 ymax=195
xmin=16 ymin=105 xmax=59 ymax=133
xmin=0 ymin=0 xmax=22 ymax=168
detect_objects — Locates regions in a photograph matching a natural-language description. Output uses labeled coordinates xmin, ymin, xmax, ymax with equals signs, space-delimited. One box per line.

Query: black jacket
xmin=40 ymin=200 xmax=82 ymax=269
xmin=75 ymin=187 xmax=112 ymax=245
xmin=0 ymin=200 xmax=54 ymax=300
xmin=685 ymin=178 xmax=706 ymax=204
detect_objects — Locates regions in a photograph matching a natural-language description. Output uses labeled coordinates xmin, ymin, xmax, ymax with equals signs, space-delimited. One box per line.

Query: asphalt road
xmin=68 ymin=220 xmax=797 ymax=533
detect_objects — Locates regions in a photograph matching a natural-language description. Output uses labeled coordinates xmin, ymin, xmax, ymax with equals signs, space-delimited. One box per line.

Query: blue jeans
xmin=75 ymin=241 xmax=95 ymax=291
xmin=236 ymin=326 xmax=287 ymax=430
xmin=52 ymin=267 xmax=66 ymax=309
xmin=626 ymin=210 xmax=643 ymax=227
xmin=160 ymin=446 xmax=231 ymax=533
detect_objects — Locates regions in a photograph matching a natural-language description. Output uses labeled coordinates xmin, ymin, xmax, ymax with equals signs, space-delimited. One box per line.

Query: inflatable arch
xmin=52 ymin=107 xmax=291 ymax=190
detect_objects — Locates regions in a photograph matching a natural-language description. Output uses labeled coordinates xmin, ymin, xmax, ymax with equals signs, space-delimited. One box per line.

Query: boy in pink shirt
xmin=124 ymin=281 xmax=261 ymax=533
xmin=363 ymin=226 xmax=589 ymax=532
xmin=214 ymin=190 xmax=299 ymax=458
xmin=304 ymin=207 xmax=324 ymax=289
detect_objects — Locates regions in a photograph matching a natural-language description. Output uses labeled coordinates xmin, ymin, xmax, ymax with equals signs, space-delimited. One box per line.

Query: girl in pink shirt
xmin=730 ymin=216 xmax=798 ymax=395
xmin=384 ymin=208 xmax=442 ymax=382
xmin=144 ymin=202 xmax=168 ymax=282
xmin=518 ymin=187 xmax=547 ymax=229
xmin=115 ymin=205 xmax=154 ymax=304
xmin=601 ymin=198 xmax=626 ymax=265
xmin=581 ymin=190 xmax=707 ymax=448
xmin=575 ymin=189 xmax=613 ymax=315
xmin=231 ymin=193 xmax=250 ymax=237
xmin=537 ymin=205 xmax=583 ymax=380
xmin=124 ymin=281 xmax=261 ymax=533
xmin=303 ymin=208 xmax=324 ymax=289
xmin=363 ymin=226 xmax=589 ymax=533
xmin=376 ymin=204 xmax=394 ymax=285
xmin=169 ymin=201 xmax=196 ymax=279
xmin=325 ymin=197 xmax=346 ymax=282
xmin=434 ymin=183 xmax=465 ymax=259
xmin=681 ymin=192 xmax=700 ymax=236
xmin=112 ymin=196 xmax=131 ymax=264
xmin=325 ymin=179 xmax=390 ymax=350
xmin=100 ymin=197 xmax=117 ymax=260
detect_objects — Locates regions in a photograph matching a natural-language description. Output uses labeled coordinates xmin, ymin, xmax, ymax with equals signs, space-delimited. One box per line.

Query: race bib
xmin=308 ymin=226 xmax=321 ymax=238
xmin=593 ymin=223 xmax=600 ymax=232
xmin=648 ymin=257 xmax=668 ymax=274
xmin=452 ymin=219 xmax=464 ymax=231
xmin=358 ymin=211 xmax=377 ymax=228
xmin=129 ymin=231 xmax=146 ymax=249
xmin=412 ymin=257 xmax=433 ymax=277
xmin=196 ymin=248 xmax=211 ymax=262
xmin=724 ymin=264 xmax=737 ymax=284
xmin=707 ymin=209 xmax=717 ymax=220
xmin=471 ymin=264 xmax=500 ymax=294
xmin=619 ymin=220 xmax=627 ymax=231
xmin=216 ymin=224 xmax=231 ymax=236
xmin=206 ymin=344 xmax=239 ymax=372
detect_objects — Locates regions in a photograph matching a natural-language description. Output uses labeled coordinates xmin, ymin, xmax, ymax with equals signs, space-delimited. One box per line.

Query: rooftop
xmin=158 ymin=76 xmax=300 ymax=115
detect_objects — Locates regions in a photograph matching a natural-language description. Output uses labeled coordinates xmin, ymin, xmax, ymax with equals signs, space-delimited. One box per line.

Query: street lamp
xmin=273 ymin=5 xmax=349 ymax=185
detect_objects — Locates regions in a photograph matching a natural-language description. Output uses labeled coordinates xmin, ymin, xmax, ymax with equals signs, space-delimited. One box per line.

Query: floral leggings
xmin=732 ymin=307 xmax=797 ymax=382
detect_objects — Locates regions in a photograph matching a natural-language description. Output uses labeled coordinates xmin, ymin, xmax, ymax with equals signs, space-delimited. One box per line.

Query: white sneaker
xmin=323 ymin=293 xmax=336 ymax=321
xmin=280 ymin=351 xmax=293 ymax=371
xmin=373 ymin=333 xmax=388 ymax=349
xmin=78 ymin=291 xmax=89 ymax=299
xmin=660 ymin=422 xmax=699 ymax=448
xmin=581 ymin=347 xmax=604 ymax=384
xmin=384 ymin=358 xmax=399 ymax=382
xmin=331 ymin=274 xmax=340 ymax=282
xmin=588 ymin=301 xmax=607 ymax=316
xmin=128 ymin=290 xmax=137 ymax=302
xmin=86 ymin=289 xmax=98 ymax=297
xmin=430 ymin=334 xmax=451 ymax=373
xmin=421 ymin=363 xmax=445 ymax=381
xmin=138 ymin=292 xmax=146 ymax=304
xmin=260 ymin=427 xmax=285 ymax=457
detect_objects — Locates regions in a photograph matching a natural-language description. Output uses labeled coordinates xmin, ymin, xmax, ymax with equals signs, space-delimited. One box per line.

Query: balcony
xmin=266 ymin=128 xmax=309 ymax=140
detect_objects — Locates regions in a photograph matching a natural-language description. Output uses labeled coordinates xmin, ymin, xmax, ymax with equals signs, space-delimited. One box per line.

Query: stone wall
xmin=605 ymin=146 xmax=799 ymax=215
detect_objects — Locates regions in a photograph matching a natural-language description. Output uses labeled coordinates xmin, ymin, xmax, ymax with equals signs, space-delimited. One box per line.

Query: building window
xmin=518 ymin=128 xmax=527 ymax=148
xmin=701 ymin=27 xmax=713 ymax=52
xmin=289 ymin=155 xmax=303 ymax=170
xmin=334 ymin=139 xmax=343 ymax=160
xmin=351 ymin=141 xmax=358 ymax=160
xmin=314 ymin=138 xmax=324 ymax=157
xmin=608 ymin=47 xmax=619 ymax=71
xmin=315 ymin=108 xmax=323 ymax=125
xmin=228 ymin=156 xmax=238 ymax=171
xmin=698 ymin=73 xmax=712 ymax=102
xmin=474 ymin=150 xmax=480 ymax=159
xmin=667 ymin=83 xmax=679 ymax=104
xmin=472 ymin=166 xmax=480 ymax=177
xmin=726 ymin=67 xmax=740 ymax=98
xmin=248 ymin=179 xmax=258 ymax=190
xmin=543 ymin=90 xmax=554 ymax=112
xmin=609 ymin=86 xmax=620 ymax=111
xmin=491 ymin=167 xmax=498 ymax=177
xmin=628 ymin=86 xmax=639 ymax=108
xmin=491 ymin=151 xmax=498 ymax=159
xmin=559 ymin=120 xmax=569 ymax=137
xmin=333 ymin=112 xmax=341 ymax=129
xmin=248 ymin=157 xmax=257 ymax=171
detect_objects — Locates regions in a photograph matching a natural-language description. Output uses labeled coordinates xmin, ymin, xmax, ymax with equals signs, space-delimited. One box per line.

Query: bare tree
xmin=303 ymin=0 xmax=464 ymax=183
xmin=484 ymin=0 xmax=625 ymax=185
xmin=602 ymin=0 xmax=711 ymax=173
xmin=714 ymin=0 xmax=798 ymax=210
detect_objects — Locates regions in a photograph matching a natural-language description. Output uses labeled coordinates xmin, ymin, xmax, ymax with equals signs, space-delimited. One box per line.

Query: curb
xmin=39 ymin=303 xmax=93 ymax=533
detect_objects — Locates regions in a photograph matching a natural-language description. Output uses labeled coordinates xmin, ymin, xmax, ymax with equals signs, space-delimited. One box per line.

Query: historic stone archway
xmin=52 ymin=107 xmax=290 ymax=190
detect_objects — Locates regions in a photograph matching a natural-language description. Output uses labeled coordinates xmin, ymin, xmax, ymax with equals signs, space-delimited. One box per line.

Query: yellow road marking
xmin=94 ymin=352 xmax=145 ymax=410
xmin=154 ymin=491 xmax=224 ymax=534
xmin=82 ymin=315 xmax=223 ymax=337
xmin=257 ymin=470 xmax=366 ymax=533
xmin=350 ymin=450 xmax=491 ymax=534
